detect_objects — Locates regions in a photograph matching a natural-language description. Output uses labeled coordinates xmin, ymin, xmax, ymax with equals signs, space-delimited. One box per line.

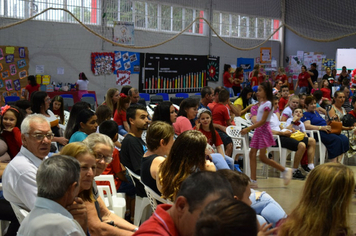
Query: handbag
xmin=325 ymin=105 xmax=342 ymax=135
xmin=290 ymin=130 xmax=305 ymax=141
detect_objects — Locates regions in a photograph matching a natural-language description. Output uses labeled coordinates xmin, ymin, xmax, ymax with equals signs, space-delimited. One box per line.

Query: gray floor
xmin=254 ymin=158 xmax=356 ymax=231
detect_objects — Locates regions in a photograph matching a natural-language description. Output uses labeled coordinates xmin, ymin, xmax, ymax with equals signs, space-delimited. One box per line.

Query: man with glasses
xmin=3 ymin=114 xmax=53 ymax=211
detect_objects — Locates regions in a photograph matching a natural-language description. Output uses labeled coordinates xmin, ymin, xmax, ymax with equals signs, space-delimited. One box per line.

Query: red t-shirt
xmin=96 ymin=148 xmax=122 ymax=191
xmin=298 ymin=72 xmax=310 ymax=87
xmin=278 ymin=97 xmax=288 ymax=112
xmin=320 ymin=88 xmax=332 ymax=100
xmin=258 ymin=73 xmax=265 ymax=84
xmin=114 ymin=109 xmax=126 ymax=126
xmin=25 ymin=84 xmax=40 ymax=100
xmin=233 ymin=74 xmax=243 ymax=88
xmin=1 ymin=127 xmax=22 ymax=159
xmin=223 ymin=71 xmax=233 ymax=88
xmin=251 ymin=77 xmax=258 ymax=87
xmin=212 ymin=103 xmax=230 ymax=127
xmin=276 ymin=74 xmax=288 ymax=84
xmin=197 ymin=127 xmax=223 ymax=147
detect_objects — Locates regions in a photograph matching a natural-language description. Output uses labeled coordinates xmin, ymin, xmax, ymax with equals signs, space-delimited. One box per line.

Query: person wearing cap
xmin=308 ymin=63 xmax=319 ymax=94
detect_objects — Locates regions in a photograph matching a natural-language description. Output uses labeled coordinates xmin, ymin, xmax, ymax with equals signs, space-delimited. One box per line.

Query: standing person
xmin=338 ymin=66 xmax=350 ymax=85
xmin=0 ymin=105 xmax=24 ymax=159
xmin=276 ymin=67 xmax=288 ymax=86
xmin=277 ymin=163 xmax=355 ymax=236
xmin=103 ymin=88 xmax=120 ymax=116
xmin=31 ymin=91 xmax=68 ymax=146
xmin=120 ymin=105 xmax=149 ymax=197
xmin=232 ymin=67 xmax=244 ymax=95
xmin=308 ymin=63 xmax=319 ymax=93
xmin=295 ymin=65 xmax=312 ymax=94
xmin=240 ymin=82 xmax=292 ymax=187
xmin=250 ymin=69 xmax=259 ymax=88
xmin=24 ymin=75 xmax=40 ymax=100
xmin=323 ymin=67 xmax=335 ymax=86
xmin=17 ymin=155 xmax=87 ymax=236
xmin=76 ymin=72 xmax=89 ymax=100
xmin=223 ymin=64 xmax=234 ymax=97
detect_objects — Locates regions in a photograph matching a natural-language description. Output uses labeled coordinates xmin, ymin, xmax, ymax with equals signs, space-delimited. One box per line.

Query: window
xmin=0 ymin=0 xmax=101 ymax=24
xmin=212 ymin=10 xmax=280 ymax=40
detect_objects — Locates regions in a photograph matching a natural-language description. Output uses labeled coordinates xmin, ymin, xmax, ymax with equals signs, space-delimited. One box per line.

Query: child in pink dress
xmin=241 ymin=82 xmax=292 ymax=187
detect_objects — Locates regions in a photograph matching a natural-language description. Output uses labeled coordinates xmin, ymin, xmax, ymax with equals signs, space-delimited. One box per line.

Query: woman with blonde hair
xmin=278 ymin=163 xmax=355 ymax=236
xmin=61 ymin=140 xmax=137 ymax=236
xmin=157 ymin=130 xmax=216 ymax=200
xmin=103 ymin=88 xmax=120 ymax=116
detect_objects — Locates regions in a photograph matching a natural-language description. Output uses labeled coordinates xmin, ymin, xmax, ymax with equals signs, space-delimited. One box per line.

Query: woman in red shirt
xmin=223 ymin=64 xmax=234 ymax=97
xmin=295 ymin=65 xmax=312 ymax=94
xmin=25 ymin=75 xmax=40 ymax=100
xmin=276 ymin=67 xmax=288 ymax=86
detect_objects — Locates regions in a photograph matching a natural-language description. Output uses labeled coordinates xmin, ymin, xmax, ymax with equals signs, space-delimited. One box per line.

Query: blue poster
xmin=114 ymin=51 xmax=140 ymax=74
xmin=237 ymin=58 xmax=254 ymax=72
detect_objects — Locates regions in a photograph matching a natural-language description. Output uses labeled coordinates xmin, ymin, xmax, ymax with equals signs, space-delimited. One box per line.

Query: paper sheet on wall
xmin=57 ymin=67 xmax=64 ymax=75
xmin=5 ymin=47 xmax=14 ymax=54
xmin=36 ymin=65 xmax=44 ymax=74
xmin=116 ymin=70 xmax=131 ymax=86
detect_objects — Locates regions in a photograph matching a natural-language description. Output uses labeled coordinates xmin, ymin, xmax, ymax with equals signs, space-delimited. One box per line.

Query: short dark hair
xmin=177 ymin=98 xmax=199 ymax=118
xmin=28 ymin=75 xmax=37 ymax=86
xmin=216 ymin=169 xmax=249 ymax=199
xmin=201 ymin=86 xmax=213 ymax=99
xmin=99 ymin=120 xmax=118 ymax=140
xmin=214 ymin=86 xmax=224 ymax=96
xmin=152 ymin=101 xmax=174 ymax=125
xmin=72 ymin=109 xmax=95 ymax=133
xmin=304 ymin=96 xmax=316 ymax=107
xmin=14 ymin=99 xmax=31 ymax=111
xmin=313 ymin=90 xmax=323 ymax=101
xmin=280 ymin=85 xmax=289 ymax=91
xmin=176 ymin=171 xmax=233 ymax=212
xmin=218 ymin=89 xmax=230 ymax=103
xmin=126 ymin=104 xmax=147 ymax=127
xmin=196 ymin=198 xmax=258 ymax=236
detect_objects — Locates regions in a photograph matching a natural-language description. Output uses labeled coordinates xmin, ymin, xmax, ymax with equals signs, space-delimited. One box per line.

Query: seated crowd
xmin=0 ymin=71 xmax=355 ymax=236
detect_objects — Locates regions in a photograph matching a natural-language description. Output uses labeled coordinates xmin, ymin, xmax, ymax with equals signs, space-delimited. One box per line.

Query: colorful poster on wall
xmin=114 ymin=51 xmax=140 ymax=74
xmin=237 ymin=58 xmax=254 ymax=72
xmin=0 ymin=46 xmax=29 ymax=104
xmin=91 ymin=52 xmax=115 ymax=75
xmin=139 ymin=53 xmax=207 ymax=94
xmin=113 ymin=21 xmax=134 ymax=45
xmin=260 ymin=47 xmax=271 ymax=63
xmin=116 ymin=70 xmax=131 ymax=86
xmin=206 ymin=56 xmax=220 ymax=82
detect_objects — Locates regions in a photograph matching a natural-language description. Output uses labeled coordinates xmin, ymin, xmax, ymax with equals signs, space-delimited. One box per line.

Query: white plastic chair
xmin=10 ymin=202 xmax=29 ymax=224
xmin=226 ymin=125 xmax=250 ymax=177
xmin=142 ymin=184 xmax=169 ymax=212
xmin=306 ymin=130 xmax=326 ymax=165
xmin=94 ymin=175 xmax=125 ymax=198
xmin=97 ymin=185 xmax=126 ymax=218
xmin=125 ymin=167 xmax=152 ymax=226
xmin=266 ymin=135 xmax=291 ymax=178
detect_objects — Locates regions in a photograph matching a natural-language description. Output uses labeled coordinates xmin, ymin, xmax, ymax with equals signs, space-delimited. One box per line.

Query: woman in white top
xmin=76 ymin=72 xmax=89 ymax=99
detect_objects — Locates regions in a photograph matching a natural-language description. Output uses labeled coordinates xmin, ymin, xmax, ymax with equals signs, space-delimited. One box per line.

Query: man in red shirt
xmin=133 ymin=171 xmax=233 ymax=236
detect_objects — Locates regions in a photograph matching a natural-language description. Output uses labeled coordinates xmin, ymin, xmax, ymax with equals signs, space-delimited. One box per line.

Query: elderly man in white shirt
xmin=2 ymin=114 xmax=52 ymax=211
xmin=17 ymin=155 xmax=87 ymax=236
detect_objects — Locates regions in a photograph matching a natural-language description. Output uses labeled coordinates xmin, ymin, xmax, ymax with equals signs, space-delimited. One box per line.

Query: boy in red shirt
xmin=212 ymin=89 xmax=233 ymax=157
xmin=278 ymin=85 xmax=289 ymax=112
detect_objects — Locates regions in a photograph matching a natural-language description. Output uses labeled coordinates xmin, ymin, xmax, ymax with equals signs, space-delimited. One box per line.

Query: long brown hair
xmin=158 ymin=130 xmax=207 ymax=200
xmin=278 ymin=163 xmax=355 ymax=236
xmin=104 ymin=88 xmax=119 ymax=112
xmin=197 ymin=109 xmax=217 ymax=145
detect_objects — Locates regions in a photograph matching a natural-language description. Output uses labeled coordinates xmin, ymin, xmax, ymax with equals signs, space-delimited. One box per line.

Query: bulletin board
xmin=0 ymin=46 xmax=29 ymax=103
xmin=139 ymin=53 xmax=208 ymax=94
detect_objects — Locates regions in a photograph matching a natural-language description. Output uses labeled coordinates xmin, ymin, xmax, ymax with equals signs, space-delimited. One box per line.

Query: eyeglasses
xmin=95 ymin=153 xmax=113 ymax=164
xmin=26 ymin=133 xmax=54 ymax=141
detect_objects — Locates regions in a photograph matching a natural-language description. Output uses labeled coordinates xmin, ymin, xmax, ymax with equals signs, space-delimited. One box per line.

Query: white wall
xmin=0 ymin=17 xmax=280 ymax=103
